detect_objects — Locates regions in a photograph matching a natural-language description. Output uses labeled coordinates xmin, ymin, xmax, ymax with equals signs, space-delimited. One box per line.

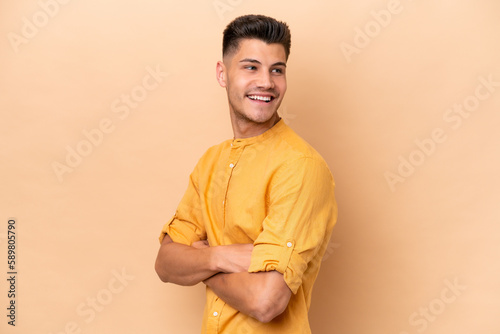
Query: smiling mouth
xmin=247 ymin=95 xmax=274 ymax=103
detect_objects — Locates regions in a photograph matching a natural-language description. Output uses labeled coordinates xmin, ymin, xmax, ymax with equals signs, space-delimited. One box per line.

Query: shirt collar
xmin=231 ymin=118 xmax=286 ymax=148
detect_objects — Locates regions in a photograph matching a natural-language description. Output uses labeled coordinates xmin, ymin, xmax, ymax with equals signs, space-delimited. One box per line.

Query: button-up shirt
xmin=159 ymin=119 xmax=337 ymax=333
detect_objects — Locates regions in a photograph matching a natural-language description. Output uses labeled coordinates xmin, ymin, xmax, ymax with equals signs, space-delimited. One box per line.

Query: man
xmin=155 ymin=14 xmax=337 ymax=333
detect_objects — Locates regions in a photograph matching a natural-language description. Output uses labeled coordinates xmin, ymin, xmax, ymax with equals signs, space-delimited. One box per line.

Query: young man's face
xmin=217 ymin=38 xmax=287 ymax=127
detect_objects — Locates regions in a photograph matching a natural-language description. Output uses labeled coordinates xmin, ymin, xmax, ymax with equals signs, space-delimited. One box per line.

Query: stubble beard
xmin=228 ymin=90 xmax=280 ymax=125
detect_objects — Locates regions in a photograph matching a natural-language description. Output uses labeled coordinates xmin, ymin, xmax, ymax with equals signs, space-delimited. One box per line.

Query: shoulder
xmin=193 ymin=139 xmax=231 ymax=169
xmin=273 ymin=124 xmax=330 ymax=172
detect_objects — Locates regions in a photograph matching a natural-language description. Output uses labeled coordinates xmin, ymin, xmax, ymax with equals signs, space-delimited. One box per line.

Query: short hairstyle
xmin=222 ymin=14 xmax=291 ymax=60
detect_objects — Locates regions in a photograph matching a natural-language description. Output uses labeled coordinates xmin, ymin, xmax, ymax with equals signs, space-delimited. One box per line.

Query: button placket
xmin=206 ymin=295 xmax=225 ymax=333
xmin=223 ymin=144 xmax=244 ymax=219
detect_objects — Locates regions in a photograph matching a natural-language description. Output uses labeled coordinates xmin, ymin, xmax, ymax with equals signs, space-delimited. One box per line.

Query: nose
xmin=256 ymin=70 xmax=274 ymax=90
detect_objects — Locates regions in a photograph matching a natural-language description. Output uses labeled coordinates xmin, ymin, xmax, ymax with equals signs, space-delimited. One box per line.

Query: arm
xmin=203 ymin=158 xmax=335 ymax=321
xmin=155 ymin=235 xmax=253 ymax=286
xmin=204 ymin=271 xmax=292 ymax=323
xmin=154 ymin=235 xmax=217 ymax=286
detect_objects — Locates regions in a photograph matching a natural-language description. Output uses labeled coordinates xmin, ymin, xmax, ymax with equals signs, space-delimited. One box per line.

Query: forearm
xmin=204 ymin=271 xmax=291 ymax=323
xmin=155 ymin=237 xmax=218 ymax=286
xmin=205 ymin=272 xmax=257 ymax=316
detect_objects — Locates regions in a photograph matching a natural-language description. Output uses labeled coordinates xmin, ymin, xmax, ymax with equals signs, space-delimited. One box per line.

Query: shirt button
xmin=213 ymin=311 xmax=218 ymax=317
xmin=287 ymin=242 xmax=293 ymax=248
xmin=229 ymin=163 xmax=235 ymax=168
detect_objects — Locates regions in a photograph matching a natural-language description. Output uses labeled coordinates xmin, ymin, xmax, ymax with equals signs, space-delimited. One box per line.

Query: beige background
xmin=1 ymin=0 xmax=499 ymax=333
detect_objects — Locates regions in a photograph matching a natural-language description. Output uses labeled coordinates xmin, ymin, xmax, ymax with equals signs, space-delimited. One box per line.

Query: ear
xmin=216 ymin=61 xmax=227 ymax=88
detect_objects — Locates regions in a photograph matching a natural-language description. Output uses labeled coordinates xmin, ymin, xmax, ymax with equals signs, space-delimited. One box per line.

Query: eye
xmin=272 ymin=68 xmax=284 ymax=74
xmin=245 ymin=65 xmax=257 ymax=70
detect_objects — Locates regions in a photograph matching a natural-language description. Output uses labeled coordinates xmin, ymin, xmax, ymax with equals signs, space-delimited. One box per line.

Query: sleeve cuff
xmin=247 ymin=240 xmax=308 ymax=294
xmin=158 ymin=215 xmax=200 ymax=246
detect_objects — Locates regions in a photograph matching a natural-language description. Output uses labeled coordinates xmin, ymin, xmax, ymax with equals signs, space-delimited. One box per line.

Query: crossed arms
xmin=155 ymin=235 xmax=292 ymax=323
xmin=154 ymin=157 xmax=336 ymax=323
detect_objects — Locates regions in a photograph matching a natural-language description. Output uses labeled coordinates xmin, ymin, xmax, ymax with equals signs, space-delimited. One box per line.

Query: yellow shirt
xmin=159 ymin=119 xmax=337 ymax=333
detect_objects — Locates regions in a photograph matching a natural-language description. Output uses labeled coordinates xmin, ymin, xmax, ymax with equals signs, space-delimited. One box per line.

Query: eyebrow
xmin=239 ymin=58 xmax=287 ymax=67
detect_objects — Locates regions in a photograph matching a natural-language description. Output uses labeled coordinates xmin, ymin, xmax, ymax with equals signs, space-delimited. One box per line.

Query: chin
xmin=232 ymin=103 xmax=279 ymax=124
xmin=249 ymin=107 xmax=280 ymax=121
xmin=248 ymin=112 xmax=277 ymax=124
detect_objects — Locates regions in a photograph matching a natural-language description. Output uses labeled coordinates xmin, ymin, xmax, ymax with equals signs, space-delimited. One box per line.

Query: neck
xmin=230 ymin=112 xmax=281 ymax=139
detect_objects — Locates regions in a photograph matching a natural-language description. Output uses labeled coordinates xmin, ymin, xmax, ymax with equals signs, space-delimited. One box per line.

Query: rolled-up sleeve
xmin=159 ymin=165 xmax=206 ymax=246
xmin=248 ymin=157 xmax=337 ymax=294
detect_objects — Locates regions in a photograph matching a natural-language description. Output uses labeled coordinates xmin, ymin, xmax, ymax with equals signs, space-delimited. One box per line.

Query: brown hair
xmin=222 ymin=14 xmax=291 ymax=60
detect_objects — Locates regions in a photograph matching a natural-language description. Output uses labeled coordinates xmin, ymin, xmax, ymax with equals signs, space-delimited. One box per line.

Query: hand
xmin=192 ymin=240 xmax=210 ymax=249
xmin=214 ymin=243 xmax=254 ymax=273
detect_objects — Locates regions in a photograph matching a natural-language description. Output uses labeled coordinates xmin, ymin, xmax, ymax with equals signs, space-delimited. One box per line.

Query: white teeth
xmin=248 ymin=95 xmax=272 ymax=102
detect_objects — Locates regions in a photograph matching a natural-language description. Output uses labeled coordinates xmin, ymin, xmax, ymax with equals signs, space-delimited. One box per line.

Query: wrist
xmin=203 ymin=272 xmax=220 ymax=287
xmin=207 ymin=246 xmax=222 ymax=273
